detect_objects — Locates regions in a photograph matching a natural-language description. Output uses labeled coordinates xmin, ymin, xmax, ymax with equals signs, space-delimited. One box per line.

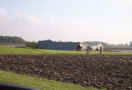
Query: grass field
xmin=0 ymin=70 xmax=106 ymax=90
xmin=0 ymin=46 xmax=132 ymax=55
xmin=0 ymin=46 xmax=106 ymax=90
xmin=1 ymin=46 xmax=132 ymax=90
xmin=0 ymin=46 xmax=85 ymax=55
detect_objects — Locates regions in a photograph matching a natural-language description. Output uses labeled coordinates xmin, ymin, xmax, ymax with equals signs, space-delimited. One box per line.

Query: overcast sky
xmin=0 ymin=0 xmax=132 ymax=44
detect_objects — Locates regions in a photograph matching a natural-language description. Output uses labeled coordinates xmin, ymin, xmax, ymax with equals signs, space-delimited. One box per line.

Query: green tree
xmin=26 ymin=42 xmax=38 ymax=48
xmin=0 ymin=36 xmax=25 ymax=43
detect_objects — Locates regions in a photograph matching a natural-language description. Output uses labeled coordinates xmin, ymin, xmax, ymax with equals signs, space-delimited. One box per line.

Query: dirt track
xmin=0 ymin=55 xmax=132 ymax=90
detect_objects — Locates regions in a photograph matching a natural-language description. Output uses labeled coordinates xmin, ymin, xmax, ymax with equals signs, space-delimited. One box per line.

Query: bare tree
xmin=76 ymin=44 xmax=82 ymax=51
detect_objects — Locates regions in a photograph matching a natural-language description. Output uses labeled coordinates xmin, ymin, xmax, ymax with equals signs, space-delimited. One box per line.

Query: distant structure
xmin=104 ymin=45 xmax=132 ymax=52
xmin=0 ymin=36 xmax=25 ymax=47
xmin=76 ymin=44 xmax=82 ymax=51
xmin=38 ymin=40 xmax=79 ymax=50
xmin=79 ymin=42 xmax=104 ymax=51
xmin=0 ymin=42 xmax=25 ymax=47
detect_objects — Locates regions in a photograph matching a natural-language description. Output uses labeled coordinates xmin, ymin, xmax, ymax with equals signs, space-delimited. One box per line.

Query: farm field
xmin=0 ymin=46 xmax=85 ymax=55
xmin=0 ymin=70 xmax=103 ymax=90
xmin=0 ymin=46 xmax=106 ymax=90
xmin=1 ymin=46 xmax=132 ymax=90
xmin=1 ymin=55 xmax=132 ymax=89
xmin=1 ymin=46 xmax=132 ymax=55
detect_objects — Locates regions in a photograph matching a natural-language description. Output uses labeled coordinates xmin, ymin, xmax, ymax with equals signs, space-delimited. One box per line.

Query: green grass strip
xmin=0 ymin=70 xmax=105 ymax=90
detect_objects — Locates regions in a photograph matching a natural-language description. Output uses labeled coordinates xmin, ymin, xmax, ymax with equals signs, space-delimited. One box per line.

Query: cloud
xmin=0 ymin=6 xmax=132 ymax=44
xmin=0 ymin=8 xmax=8 ymax=16
xmin=0 ymin=9 xmax=44 ymax=40
xmin=15 ymin=13 xmax=41 ymax=24
xmin=0 ymin=10 xmax=105 ymax=42
xmin=0 ymin=10 xmax=62 ymax=41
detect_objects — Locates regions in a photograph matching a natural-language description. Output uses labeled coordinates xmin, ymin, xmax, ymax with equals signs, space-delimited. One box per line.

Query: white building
xmin=80 ymin=42 xmax=104 ymax=51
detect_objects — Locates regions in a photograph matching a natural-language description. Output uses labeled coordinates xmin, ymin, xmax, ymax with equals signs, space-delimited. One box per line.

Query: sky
xmin=0 ymin=0 xmax=132 ymax=44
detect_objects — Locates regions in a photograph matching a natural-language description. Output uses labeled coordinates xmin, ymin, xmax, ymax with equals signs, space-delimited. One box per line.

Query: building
xmin=0 ymin=42 xmax=26 ymax=47
xmin=80 ymin=42 xmax=104 ymax=51
xmin=38 ymin=40 xmax=79 ymax=50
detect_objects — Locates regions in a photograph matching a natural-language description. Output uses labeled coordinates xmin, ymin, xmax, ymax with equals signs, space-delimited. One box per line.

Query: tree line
xmin=0 ymin=36 xmax=25 ymax=43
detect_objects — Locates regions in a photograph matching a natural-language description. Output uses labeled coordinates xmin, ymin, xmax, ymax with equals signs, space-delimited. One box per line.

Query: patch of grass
xmin=0 ymin=45 xmax=132 ymax=55
xmin=0 ymin=70 xmax=105 ymax=90
xmin=102 ymin=51 xmax=132 ymax=55
xmin=0 ymin=46 xmax=86 ymax=55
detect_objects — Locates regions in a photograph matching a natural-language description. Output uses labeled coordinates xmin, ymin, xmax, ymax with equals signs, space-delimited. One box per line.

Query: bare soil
xmin=0 ymin=54 xmax=132 ymax=90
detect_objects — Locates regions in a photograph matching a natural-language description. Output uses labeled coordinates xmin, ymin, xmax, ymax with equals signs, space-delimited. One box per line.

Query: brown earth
xmin=0 ymin=55 xmax=132 ymax=90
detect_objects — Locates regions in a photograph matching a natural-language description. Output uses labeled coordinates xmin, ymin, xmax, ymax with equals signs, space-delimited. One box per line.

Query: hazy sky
xmin=0 ymin=0 xmax=132 ymax=44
